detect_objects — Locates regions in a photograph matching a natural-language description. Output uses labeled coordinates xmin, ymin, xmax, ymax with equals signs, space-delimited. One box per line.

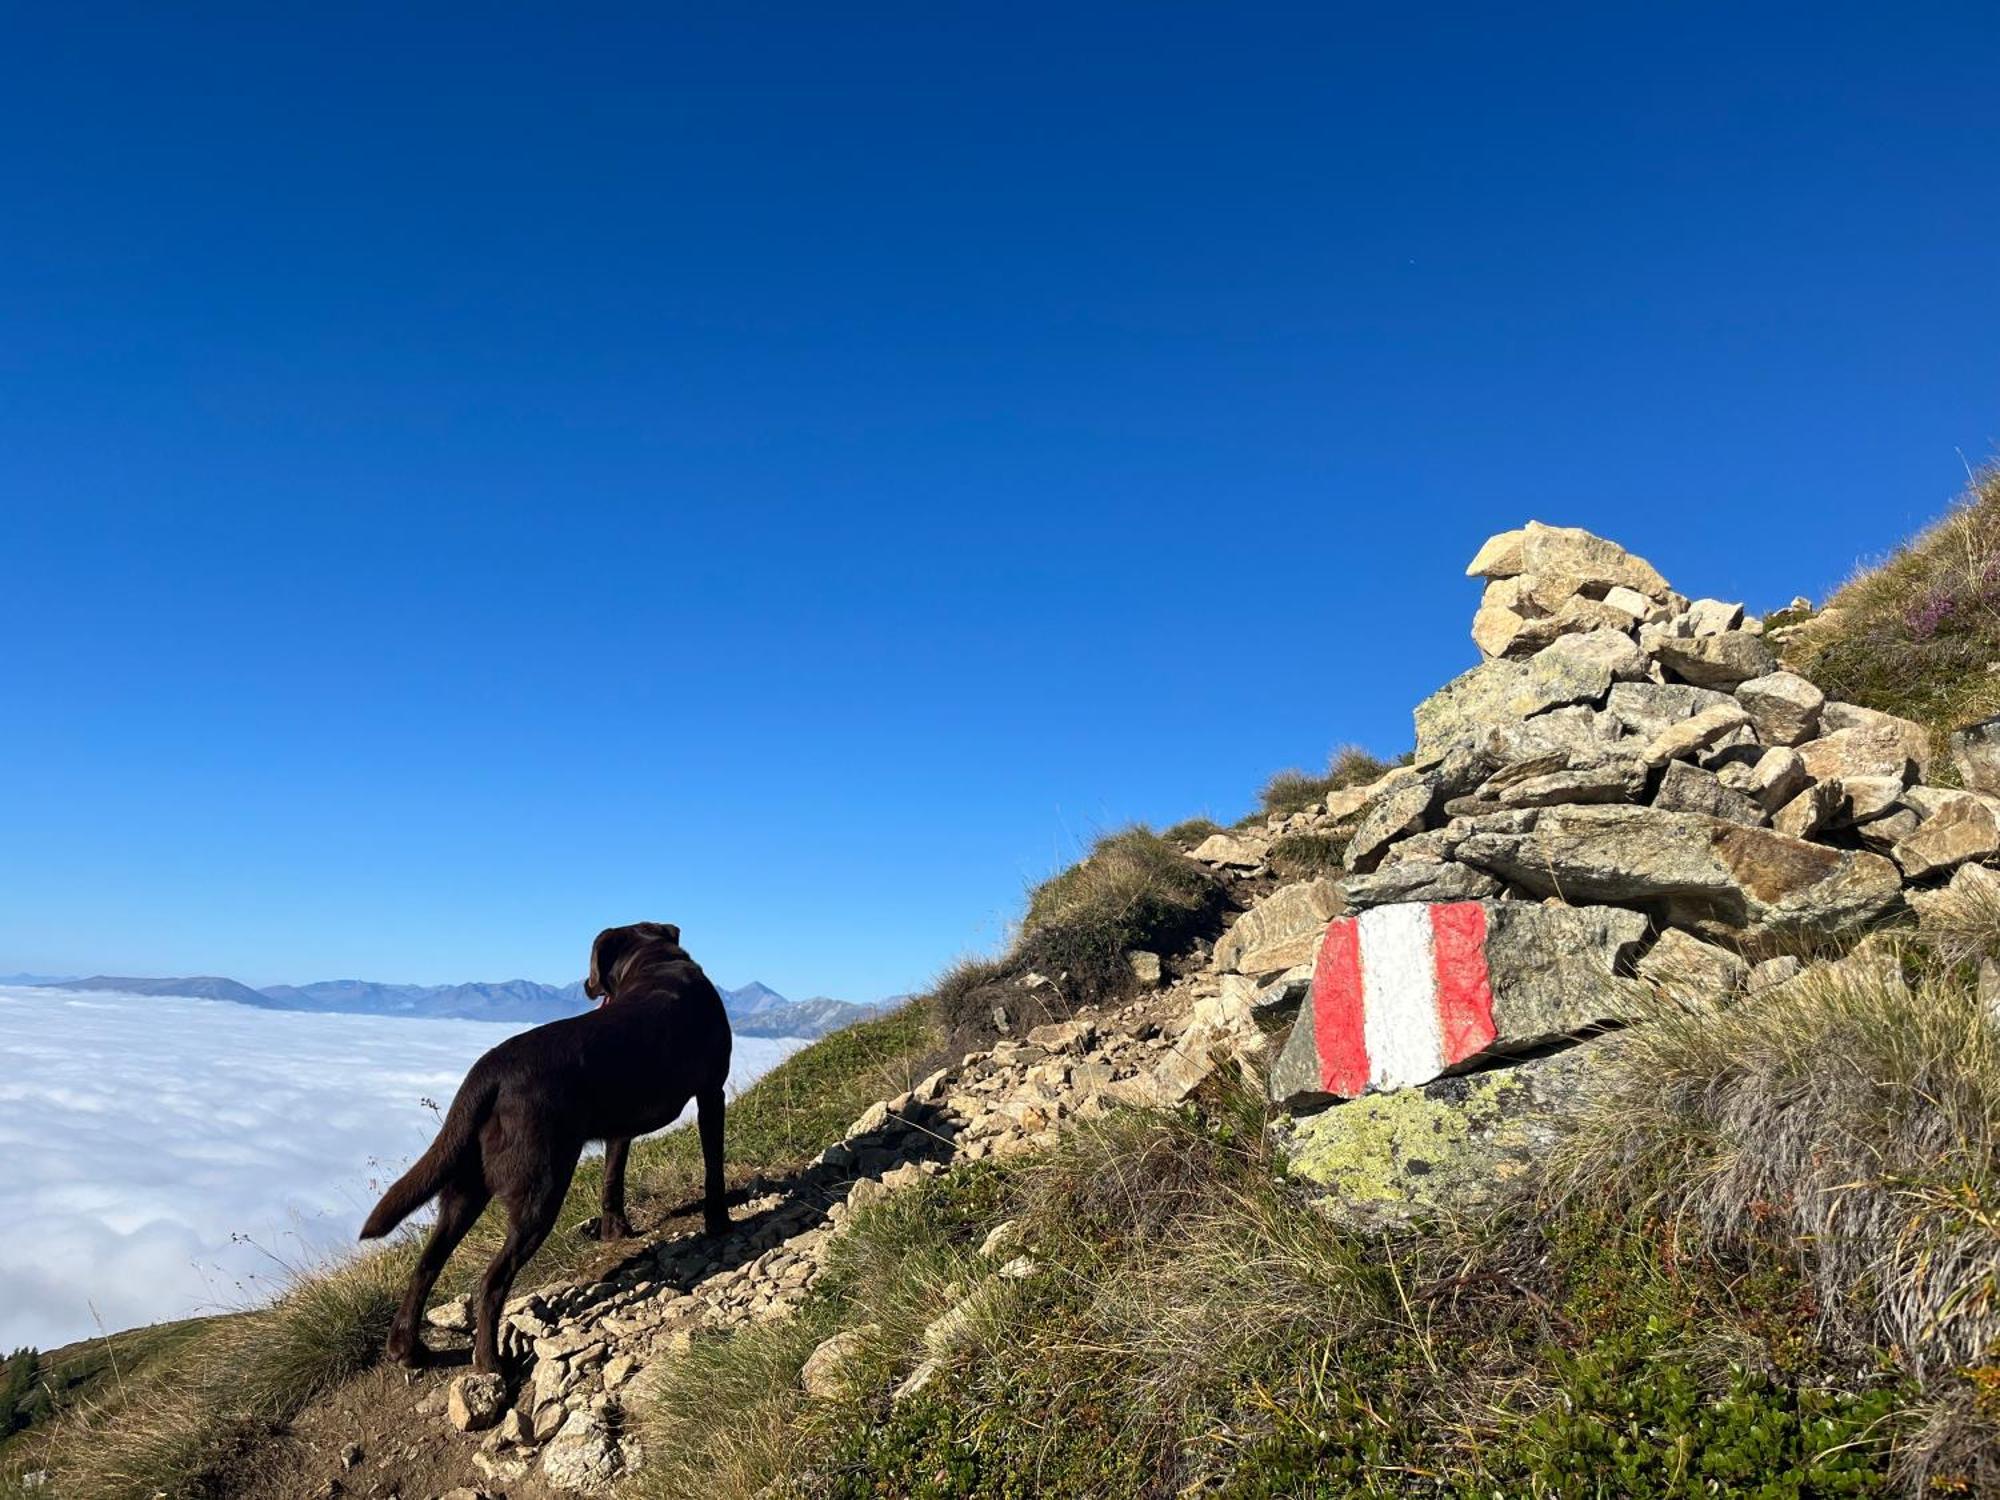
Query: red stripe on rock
xmin=1312 ymin=915 xmax=1369 ymax=1098
xmin=1429 ymin=901 xmax=1496 ymax=1068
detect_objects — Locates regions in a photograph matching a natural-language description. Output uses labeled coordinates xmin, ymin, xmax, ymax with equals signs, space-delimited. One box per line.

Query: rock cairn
xmin=1166 ymin=520 xmax=2000 ymax=1208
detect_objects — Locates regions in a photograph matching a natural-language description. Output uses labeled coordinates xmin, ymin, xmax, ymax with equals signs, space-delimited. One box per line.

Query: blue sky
xmin=2 ymin=4 xmax=1995 ymax=1000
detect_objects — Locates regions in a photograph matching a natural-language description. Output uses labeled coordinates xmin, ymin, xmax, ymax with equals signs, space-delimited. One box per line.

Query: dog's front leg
xmin=697 ymin=1086 xmax=729 ymax=1237
xmin=598 ymin=1138 xmax=634 ymax=1240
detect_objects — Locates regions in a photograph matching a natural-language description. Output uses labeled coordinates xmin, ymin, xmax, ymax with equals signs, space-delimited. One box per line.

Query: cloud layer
xmin=0 ymin=985 xmax=803 ymax=1351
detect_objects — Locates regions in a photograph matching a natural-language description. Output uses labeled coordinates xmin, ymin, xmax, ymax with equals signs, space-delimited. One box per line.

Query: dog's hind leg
xmin=384 ymin=1176 xmax=490 ymax=1368
xmin=471 ymin=1145 xmax=578 ymax=1375
xmin=597 ymin=1137 xmax=633 ymax=1241
xmin=697 ymin=1085 xmax=728 ymax=1237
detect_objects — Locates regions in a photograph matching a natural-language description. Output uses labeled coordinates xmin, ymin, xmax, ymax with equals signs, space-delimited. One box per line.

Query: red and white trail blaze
xmin=1310 ymin=901 xmax=1498 ymax=1096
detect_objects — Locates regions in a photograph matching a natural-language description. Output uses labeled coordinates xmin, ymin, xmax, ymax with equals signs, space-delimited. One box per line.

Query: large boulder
xmin=1267 ymin=900 xmax=1647 ymax=1110
xmin=1453 ymin=804 xmax=1905 ymax=946
xmin=1274 ymin=1041 xmax=1616 ymax=1221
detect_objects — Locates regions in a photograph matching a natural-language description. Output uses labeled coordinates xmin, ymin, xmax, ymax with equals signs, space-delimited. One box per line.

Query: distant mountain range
xmin=21 ymin=972 xmax=885 ymax=1039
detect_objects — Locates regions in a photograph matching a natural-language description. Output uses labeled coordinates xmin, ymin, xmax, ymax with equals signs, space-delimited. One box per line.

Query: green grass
xmin=630 ymin=1099 xmax=1921 ymax=1499
xmin=1257 ymin=746 xmax=1395 ymax=819
xmin=1787 ymin=467 xmax=2000 ymax=759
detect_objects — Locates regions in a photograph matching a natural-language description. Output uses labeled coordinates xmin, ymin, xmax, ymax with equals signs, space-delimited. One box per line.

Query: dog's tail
xmin=358 ymin=1076 xmax=497 ymax=1240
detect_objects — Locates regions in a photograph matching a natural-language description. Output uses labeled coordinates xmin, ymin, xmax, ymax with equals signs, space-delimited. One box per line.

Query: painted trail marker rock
xmin=1268 ymin=900 xmax=1647 ymax=1111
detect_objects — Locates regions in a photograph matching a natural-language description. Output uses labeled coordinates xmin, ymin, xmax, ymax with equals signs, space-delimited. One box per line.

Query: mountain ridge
xmin=28 ymin=973 xmax=883 ymax=1038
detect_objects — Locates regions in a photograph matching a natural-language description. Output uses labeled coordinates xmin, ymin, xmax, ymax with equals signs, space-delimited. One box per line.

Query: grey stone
xmin=1415 ymin=647 xmax=1627 ymax=759
xmin=1653 ymin=631 xmax=1778 ymax=688
xmin=447 ymin=1372 xmax=507 ymax=1433
xmin=425 ymin=1294 xmax=473 ymax=1333
xmin=1323 ymin=784 xmax=1375 ymax=821
xmin=1746 ymin=955 xmax=1804 ymax=993
xmin=1744 ymin=746 xmax=1811 ymax=812
xmin=799 ymin=1328 xmax=875 ymax=1399
xmin=1453 ymin=804 xmax=1905 ymax=947
xmin=1189 ymin=831 xmax=1269 ymax=868
xmin=1772 ymin=780 xmax=1842 ymax=841
xmin=1829 ymin=775 xmax=1907 ymax=827
xmin=1605 ymin=681 xmax=1737 ymax=740
xmin=1641 ymin=700 xmax=1753 ymax=767
xmin=1682 ymin=598 xmax=1745 ymax=636
xmin=1126 ymin=949 xmax=1163 ymax=987
xmin=1636 ymin=927 xmax=1750 ymax=1009
xmin=1653 ymin=760 xmax=1765 ymax=826
xmin=541 ymin=1404 xmax=642 ymax=1493
xmin=1495 ymin=757 xmax=1648 ymax=809
xmin=1894 ymin=795 xmax=2000 ymax=880
xmin=1856 ymin=807 xmax=1923 ymax=854
xmin=1341 ymin=860 xmax=1502 ymax=910
xmin=1800 ymin=706 xmax=1931 ymax=780
xmin=1268 ymin=901 xmax=1648 ymax=1109
xmin=1910 ymin=861 xmax=2000 ymax=935
xmin=1952 ymin=715 xmax=2000 ymax=795
xmin=1734 ymin=672 xmax=1825 ymax=747
xmin=1465 ymin=521 xmax=1671 ymax=598
xmin=1345 ymin=777 xmax=1437 ymax=873
xmin=1276 ymin=1041 xmax=1619 ymax=1223
xmin=1212 ymin=879 xmax=1344 ymax=973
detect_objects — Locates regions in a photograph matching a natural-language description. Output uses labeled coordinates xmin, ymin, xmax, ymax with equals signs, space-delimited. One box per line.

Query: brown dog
xmin=361 ymin=922 xmax=732 ymax=1373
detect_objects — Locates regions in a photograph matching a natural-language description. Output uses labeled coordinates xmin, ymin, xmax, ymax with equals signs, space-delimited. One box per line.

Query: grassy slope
xmin=1783 ymin=467 xmax=2000 ymax=758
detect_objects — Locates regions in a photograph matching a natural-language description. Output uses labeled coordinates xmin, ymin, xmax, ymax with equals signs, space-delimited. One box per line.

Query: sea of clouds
xmin=0 ymin=984 xmax=805 ymax=1351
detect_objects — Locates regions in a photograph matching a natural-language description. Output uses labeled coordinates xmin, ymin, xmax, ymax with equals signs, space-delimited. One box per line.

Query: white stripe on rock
xmin=1356 ymin=903 xmax=1443 ymax=1092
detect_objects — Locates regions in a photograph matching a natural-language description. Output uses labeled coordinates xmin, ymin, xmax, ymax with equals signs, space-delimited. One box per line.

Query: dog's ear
xmin=657 ymin=922 xmax=682 ymax=946
xmin=586 ymin=925 xmax=640 ymax=1002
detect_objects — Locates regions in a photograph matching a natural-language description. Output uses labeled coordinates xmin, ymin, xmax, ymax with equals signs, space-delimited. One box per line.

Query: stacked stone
xmin=1177 ymin=522 xmax=1999 ymax=1188
xmin=1362 ymin=521 xmax=1997 ymax=939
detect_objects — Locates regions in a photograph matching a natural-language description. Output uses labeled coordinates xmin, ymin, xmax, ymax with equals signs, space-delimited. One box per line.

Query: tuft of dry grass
xmin=1258 ymin=746 xmax=1395 ymax=819
xmin=1554 ymin=947 xmax=2000 ymax=1381
xmin=1016 ymin=827 xmax=1223 ymax=1007
xmin=1788 ymin=467 xmax=2000 ymax=759
xmin=1 ymin=1243 xmax=414 ymax=1500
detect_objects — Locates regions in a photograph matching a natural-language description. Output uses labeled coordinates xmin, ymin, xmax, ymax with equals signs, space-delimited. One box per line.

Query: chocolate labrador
xmin=360 ymin=921 xmax=732 ymax=1373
